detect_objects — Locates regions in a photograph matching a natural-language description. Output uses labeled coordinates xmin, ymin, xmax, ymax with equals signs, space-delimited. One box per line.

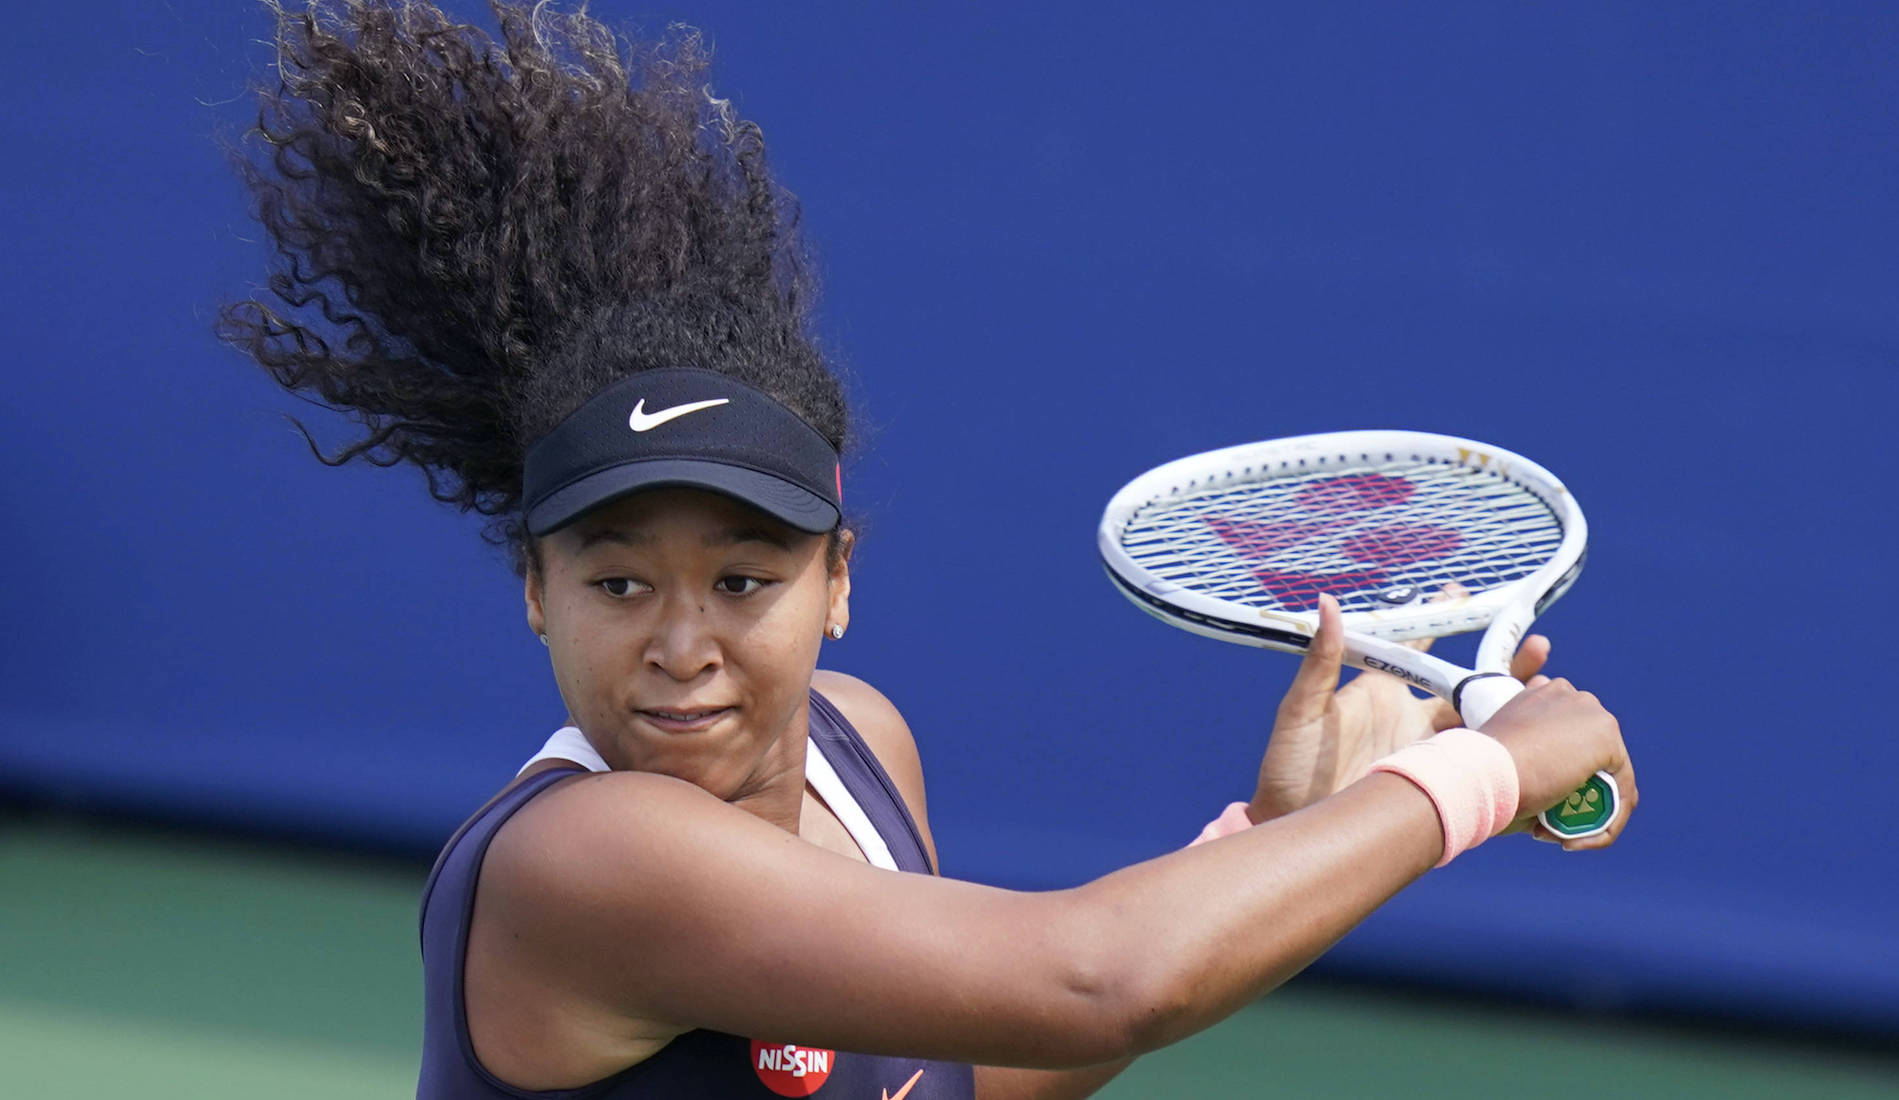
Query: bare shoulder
xmin=810 ymin=669 xmax=939 ymax=869
xmin=810 ymin=669 xmax=922 ymax=782
xmin=468 ymin=769 xmax=755 ymax=1086
xmin=482 ymin=769 xmax=733 ymax=918
xmin=480 ymin=768 xmax=779 ymax=936
xmin=813 ymin=669 xmax=909 ymax=745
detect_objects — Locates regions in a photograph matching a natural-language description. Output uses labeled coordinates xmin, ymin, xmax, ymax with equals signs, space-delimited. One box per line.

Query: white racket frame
xmin=1098 ymin=429 xmax=1613 ymax=839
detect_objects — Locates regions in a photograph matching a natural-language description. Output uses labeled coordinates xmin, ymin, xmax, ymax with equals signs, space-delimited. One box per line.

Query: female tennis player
xmin=220 ymin=4 xmax=1636 ymax=1098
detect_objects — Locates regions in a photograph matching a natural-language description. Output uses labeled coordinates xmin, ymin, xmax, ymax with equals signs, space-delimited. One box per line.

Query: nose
xmin=644 ymin=594 xmax=721 ymax=681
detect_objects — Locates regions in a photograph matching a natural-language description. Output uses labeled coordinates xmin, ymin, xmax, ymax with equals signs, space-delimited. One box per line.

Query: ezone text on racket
xmin=1362 ymin=656 xmax=1432 ymax=689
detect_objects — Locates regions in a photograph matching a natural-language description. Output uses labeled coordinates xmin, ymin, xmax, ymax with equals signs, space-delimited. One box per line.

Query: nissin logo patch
xmin=749 ymin=1041 xmax=835 ymax=1096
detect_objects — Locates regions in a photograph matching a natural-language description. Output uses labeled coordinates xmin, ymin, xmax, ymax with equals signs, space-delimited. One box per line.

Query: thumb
xmin=1276 ymin=593 xmax=1345 ymax=727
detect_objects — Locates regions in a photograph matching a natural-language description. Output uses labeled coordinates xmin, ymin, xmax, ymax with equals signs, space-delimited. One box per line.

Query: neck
xmin=723 ymin=704 xmax=812 ymax=836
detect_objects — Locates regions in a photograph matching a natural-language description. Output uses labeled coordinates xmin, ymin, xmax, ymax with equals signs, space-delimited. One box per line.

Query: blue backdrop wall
xmin=3 ymin=1 xmax=1894 ymax=1034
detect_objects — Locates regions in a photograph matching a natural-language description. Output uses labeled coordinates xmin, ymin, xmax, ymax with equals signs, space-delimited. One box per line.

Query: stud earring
xmin=828 ymin=624 xmax=845 ymax=640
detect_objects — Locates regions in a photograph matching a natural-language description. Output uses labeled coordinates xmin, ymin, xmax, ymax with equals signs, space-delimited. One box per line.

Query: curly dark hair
xmin=216 ymin=0 xmax=849 ymax=572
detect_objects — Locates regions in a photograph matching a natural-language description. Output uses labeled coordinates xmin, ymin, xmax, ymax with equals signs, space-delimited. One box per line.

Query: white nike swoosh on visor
xmin=628 ymin=397 xmax=730 ymax=432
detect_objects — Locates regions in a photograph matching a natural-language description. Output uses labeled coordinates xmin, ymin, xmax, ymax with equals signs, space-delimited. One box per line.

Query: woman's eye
xmin=716 ymin=575 xmax=766 ymax=596
xmin=599 ymin=578 xmax=646 ymax=598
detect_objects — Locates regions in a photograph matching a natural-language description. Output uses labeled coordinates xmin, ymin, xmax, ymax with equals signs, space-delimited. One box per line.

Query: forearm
xmin=974 ymin=1059 xmax=1132 ymax=1100
xmin=1070 ymin=771 xmax=1440 ymax=1055
xmin=963 ymin=779 xmax=1436 ymax=1096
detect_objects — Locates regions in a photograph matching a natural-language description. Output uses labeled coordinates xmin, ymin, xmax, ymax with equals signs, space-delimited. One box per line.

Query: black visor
xmin=522 ymin=369 xmax=842 ymax=537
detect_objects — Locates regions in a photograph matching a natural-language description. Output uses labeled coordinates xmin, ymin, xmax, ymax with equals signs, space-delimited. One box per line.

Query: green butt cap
xmin=1541 ymin=774 xmax=1617 ymax=838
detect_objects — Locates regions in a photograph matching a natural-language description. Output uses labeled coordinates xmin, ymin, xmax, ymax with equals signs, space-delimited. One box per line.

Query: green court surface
xmin=2 ymin=817 xmax=1893 ymax=1099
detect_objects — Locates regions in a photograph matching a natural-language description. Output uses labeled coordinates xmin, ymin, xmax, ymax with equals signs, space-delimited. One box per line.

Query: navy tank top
xmin=417 ymin=689 xmax=978 ymax=1099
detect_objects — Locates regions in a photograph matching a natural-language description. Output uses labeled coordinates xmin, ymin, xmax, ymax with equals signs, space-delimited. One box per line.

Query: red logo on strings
xmin=1204 ymin=475 xmax=1461 ymax=610
xmin=1339 ymin=523 xmax=1462 ymax=565
xmin=1294 ymin=473 xmax=1416 ymax=512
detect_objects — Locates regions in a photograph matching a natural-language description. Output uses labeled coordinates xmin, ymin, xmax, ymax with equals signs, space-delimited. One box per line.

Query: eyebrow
xmin=703 ymin=525 xmax=794 ymax=551
xmin=571 ymin=525 xmax=793 ymax=552
xmin=573 ymin=527 xmax=648 ymax=551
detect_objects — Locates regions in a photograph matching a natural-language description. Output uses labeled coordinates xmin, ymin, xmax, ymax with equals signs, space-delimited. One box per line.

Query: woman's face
xmin=525 ymin=488 xmax=849 ymax=800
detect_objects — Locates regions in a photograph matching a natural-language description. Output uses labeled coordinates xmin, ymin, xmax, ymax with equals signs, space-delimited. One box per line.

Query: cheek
xmin=743 ymin=587 xmax=827 ymax=676
xmin=542 ymin=589 xmax=632 ymax=710
xmin=725 ymin=579 xmax=830 ymax=716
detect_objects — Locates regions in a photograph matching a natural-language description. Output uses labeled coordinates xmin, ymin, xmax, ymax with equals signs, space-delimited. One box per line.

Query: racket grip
xmin=1454 ymin=674 xmax=1620 ymax=841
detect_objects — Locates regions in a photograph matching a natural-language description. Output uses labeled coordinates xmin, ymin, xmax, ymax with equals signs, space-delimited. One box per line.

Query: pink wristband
xmin=1369 ymin=728 xmax=1520 ymax=868
xmin=1187 ymin=801 xmax=1256 ymax=847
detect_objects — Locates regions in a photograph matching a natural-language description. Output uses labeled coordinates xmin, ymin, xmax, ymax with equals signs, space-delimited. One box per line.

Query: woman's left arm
xmin=817 ymin=601 xmax=1552 ymax=1100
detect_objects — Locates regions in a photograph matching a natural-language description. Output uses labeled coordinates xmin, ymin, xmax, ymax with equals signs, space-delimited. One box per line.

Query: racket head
xmin=1098 ymin=430 xmax=1587 ymax=653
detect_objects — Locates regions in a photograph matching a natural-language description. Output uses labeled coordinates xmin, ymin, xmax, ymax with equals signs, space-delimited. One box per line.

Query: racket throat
xmin=1452 ymin=671 xmax=1524 ymax=730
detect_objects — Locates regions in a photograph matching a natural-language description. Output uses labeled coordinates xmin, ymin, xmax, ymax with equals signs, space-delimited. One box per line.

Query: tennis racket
xmin=1098 ymin=429 xmax=1618 ymax=840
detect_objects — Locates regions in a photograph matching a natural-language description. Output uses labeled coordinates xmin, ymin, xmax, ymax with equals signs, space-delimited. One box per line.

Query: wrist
xmin=1187 ymin=801 xmax=1257 ymax=847
xmin=1367 ymin=728 xmax=1519 ymax=867
xmin=1243 ymin=795 xmax=1280 ymax=825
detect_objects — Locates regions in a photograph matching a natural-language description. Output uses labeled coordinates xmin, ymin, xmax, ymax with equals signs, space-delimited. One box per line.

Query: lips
xmin=634 ymin=706 xmax=735 ymax=734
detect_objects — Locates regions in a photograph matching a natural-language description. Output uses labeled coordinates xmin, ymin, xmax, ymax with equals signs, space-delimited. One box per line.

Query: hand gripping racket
xmin=1098 ymin=430 xmax=1618 ymax=840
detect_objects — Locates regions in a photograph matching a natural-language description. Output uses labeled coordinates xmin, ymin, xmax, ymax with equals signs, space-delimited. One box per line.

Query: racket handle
xmin=1452 ymin=671 xmax=1523 ymax=730
xmin=1454 ymin=674 xmax=1621 ymax=841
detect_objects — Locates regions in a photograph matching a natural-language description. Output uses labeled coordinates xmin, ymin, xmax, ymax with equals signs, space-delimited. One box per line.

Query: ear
xmin=525 ymin=562 xmax=548 ymax=639
xmin=825 ymin=528 xmax=854 ymax=636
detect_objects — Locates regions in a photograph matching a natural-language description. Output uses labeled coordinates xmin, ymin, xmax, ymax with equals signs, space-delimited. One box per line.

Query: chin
xmin=608 ymin=728 xmax=764 ymax=796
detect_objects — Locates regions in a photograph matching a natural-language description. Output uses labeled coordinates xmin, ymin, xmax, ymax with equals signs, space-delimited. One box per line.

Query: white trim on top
xmin=801 ymin=735 xmax=897 ymax=871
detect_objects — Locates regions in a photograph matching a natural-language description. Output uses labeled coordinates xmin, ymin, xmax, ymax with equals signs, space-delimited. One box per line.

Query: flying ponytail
xmin=217 ymin=0 xmax=848 ymax=568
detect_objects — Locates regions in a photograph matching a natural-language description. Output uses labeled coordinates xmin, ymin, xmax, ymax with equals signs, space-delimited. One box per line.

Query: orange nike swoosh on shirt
xmin=882 ymin=1068 xmax=924 ymax=1100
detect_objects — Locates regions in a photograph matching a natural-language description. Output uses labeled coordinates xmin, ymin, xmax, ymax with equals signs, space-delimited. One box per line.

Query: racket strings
xmin=1117 ymin=461 xmax=1563 ymax=613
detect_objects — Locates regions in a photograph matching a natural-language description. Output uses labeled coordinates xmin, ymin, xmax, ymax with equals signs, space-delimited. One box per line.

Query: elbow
xmin=1039 ymin=906 xmax=1196 ymax=1065
xmin=1097 ymin=964 xmax=1196 ymax=1060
